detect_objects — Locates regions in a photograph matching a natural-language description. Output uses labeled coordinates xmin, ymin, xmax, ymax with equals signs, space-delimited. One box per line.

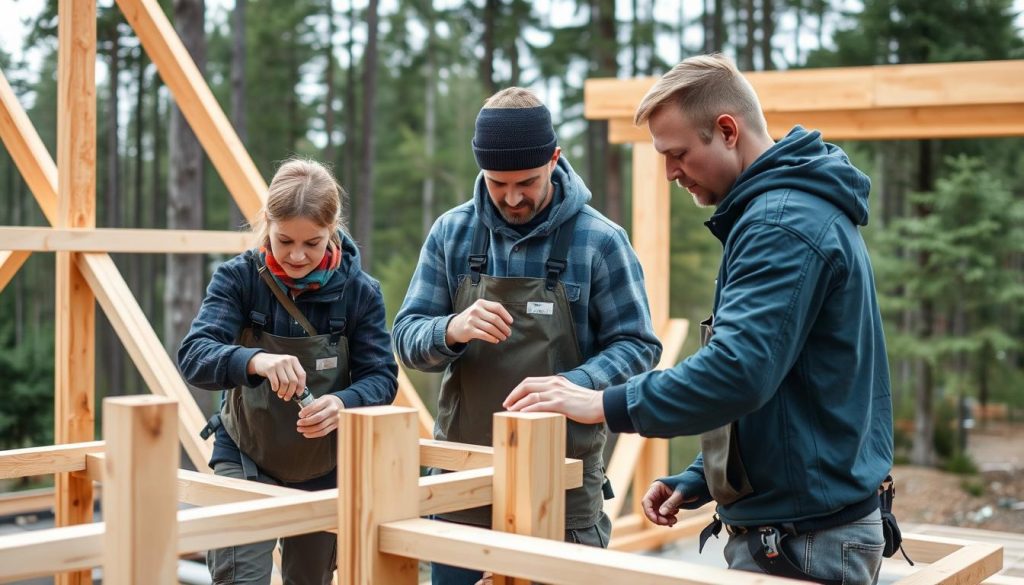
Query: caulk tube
xmin=292 ymin=387 xmax=315 ymax=408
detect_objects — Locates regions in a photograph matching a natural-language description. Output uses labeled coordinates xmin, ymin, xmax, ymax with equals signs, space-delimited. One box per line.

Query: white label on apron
xmin=316 ymin=357 xmax=338 ymax=371
xmin=527 ymin=302 xmax=554 ymax=315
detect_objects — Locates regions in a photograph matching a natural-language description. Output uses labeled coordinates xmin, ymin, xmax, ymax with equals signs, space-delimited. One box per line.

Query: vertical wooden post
xmin=55 ymin=1 xmax=97 ymax=584
xmin=102 ymin=396 xmax=179 ymax=585
xmin=492 ymin=412 xmax=566 ymax=585
xmin=337 ymin=406 xmax=419 ymax=585
xmin=629 ymin=142 xmax=671 ymax=520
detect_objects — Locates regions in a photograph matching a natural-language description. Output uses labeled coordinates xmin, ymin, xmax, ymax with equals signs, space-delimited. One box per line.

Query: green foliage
xmin=959 ymin=477 xmax=984 ymax=497
xmin=0 ymin=295 xmax=54 ymax=450
xmin=875 ymin=156 xmax=1024 ymax=391
xmin=946 ymin=453 xmax=979 ymax=476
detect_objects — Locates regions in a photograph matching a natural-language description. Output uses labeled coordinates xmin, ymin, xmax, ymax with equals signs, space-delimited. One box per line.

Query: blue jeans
xmin=723 ymin=508 xmax=885 ymax=585
xmin=431 ymin=513 xmax=611 ymax=585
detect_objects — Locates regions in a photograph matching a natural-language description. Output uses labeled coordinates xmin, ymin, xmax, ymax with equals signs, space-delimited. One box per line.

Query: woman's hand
xmin=247 ymin=352 xmax=306 ymax=402
xmin=296 ymin=394 xmax=345 ymax=438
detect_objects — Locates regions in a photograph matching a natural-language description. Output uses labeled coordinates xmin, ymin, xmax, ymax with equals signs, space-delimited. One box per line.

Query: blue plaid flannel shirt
xmin=393 ymin=156 xmax=661 ymax=389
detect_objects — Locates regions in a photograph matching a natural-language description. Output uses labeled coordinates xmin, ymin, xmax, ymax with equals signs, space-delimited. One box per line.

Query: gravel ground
xmin=893 ymin=422 xmax=1024 ymax=533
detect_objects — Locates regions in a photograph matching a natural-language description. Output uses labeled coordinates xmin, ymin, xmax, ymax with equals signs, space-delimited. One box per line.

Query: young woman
xmin=178 ymin=158 xmax=398 ymax=585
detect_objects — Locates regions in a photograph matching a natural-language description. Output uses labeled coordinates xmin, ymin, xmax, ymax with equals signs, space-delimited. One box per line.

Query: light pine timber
xmin=0 ymin=227 xmax=252 ymax=254
xmin=584 ymin=60 xmax=1024 ymax=119
xmin=336 ymin=406 xmax=420 ymax=585
xmin=102 ymin=397 xmax=179 ymax=585
xmin=492 ymin=413 xmax=567 ymax=585
xmin=54 ymin=2 xmax=97 ymax=584
xmin=0 ymin=441 xmax=104 ymax=479
xmin=379 ymin=518 xmax=805 ymax=585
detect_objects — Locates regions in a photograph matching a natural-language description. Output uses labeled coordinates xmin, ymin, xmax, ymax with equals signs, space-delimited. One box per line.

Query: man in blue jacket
xmin=505 ymin=55 xmax=894 ymax=585
xmin=394 ymin=87 xmax=662 ymax=585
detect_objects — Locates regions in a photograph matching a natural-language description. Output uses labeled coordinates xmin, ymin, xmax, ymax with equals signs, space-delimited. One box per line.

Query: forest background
xmin=1 ymin=0 xmax=1023 ymax=480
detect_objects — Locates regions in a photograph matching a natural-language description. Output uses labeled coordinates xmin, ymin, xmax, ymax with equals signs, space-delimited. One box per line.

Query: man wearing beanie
xmin=393 ymin=87 xmax=662 ymax=585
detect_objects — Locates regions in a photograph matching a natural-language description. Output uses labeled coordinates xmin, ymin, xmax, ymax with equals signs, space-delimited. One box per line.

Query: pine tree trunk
xmin=323 ymin=0 xmax=336 ymax=167
xmin=105 ymin=23 xmax=125 ymax=397
xmin=229 ymin=0 xmax=247 ymax=229
xmin=356 ymin=0 xmax=379 ymax=269
xmin=480 ymin=0 xmax=497 ymax=95
xmin=129 ymin=46 xmax=146 ymax=395
xmin=911 ymin=139 xmax=936 ymax=466
xmin=421 ymin=15 xmax=437 ymax=240
xmin=344 ymin=2 xmax=358 ymax=193
xmin=742 ymin=0 xmax=756 ymax=69
xmin=713 ymin=0 xmax=726 ymax=52
xmin=760 ymin=0 xmax=775 ymax=70
xmin=594 ymin=0 xmax=622 ymax=223
xmin=167 ymin=0 xmax=209 ymax=414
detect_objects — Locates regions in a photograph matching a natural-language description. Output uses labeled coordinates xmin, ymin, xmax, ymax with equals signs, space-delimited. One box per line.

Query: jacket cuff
xmin=603 ymin=384 xmax=635 ymax=433
xmin=432 ymin=315 xmax=466 ymax=357
xmin=334 ymin=389 xmax=364 ymax=408
xmin=658 ymin=470 xmax=713 ymax=510
xmin=561 ymin=368 xmax=595 ymax=389
xmin=230 ymin=347 xmax=265 ymax=388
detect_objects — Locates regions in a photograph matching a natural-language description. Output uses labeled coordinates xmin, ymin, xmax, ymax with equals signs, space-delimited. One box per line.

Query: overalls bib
xmin=435 ymin=216 xmax=608 ymax=529
xmin=698 ymin=315 xmax=754 ymax=505
xmin=219 ymin=266 xmax=352 ymax=484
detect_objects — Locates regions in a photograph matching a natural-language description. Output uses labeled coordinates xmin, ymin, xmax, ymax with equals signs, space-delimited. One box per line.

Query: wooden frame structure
xmin=0 ymin=0 xmax=1020 ymax=581
xmin=0 ymin=401 xmax=1009 ymax=584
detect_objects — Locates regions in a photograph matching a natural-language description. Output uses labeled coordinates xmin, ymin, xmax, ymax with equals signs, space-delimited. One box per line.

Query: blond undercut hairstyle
xmin=251 ymin=158 xmax=346 ymax=250
xmin=483 ymin=86 xmax=544 ymax=109
xmin=633 ymin=54 xmax=767 ymax=144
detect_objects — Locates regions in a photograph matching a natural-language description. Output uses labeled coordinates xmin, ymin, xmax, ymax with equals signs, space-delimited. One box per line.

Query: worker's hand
xmin=297 ymin=395 xmax=345 ymax=438
xmin=445 ymin=299 xmax=513 ymax=347
xmin=641 ymin=481 xmax=698 ymax=527
xmin=247 ymin=352 xmax=306 ymax=402
xmin=503 ymin=376 xmax=605 ymax=424
xmin=473 ymin=572 xmax=494 ymax=585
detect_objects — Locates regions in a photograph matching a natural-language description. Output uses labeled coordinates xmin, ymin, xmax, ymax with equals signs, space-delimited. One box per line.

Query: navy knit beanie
xmin=472 ymin=105 xmax=558 ymax=171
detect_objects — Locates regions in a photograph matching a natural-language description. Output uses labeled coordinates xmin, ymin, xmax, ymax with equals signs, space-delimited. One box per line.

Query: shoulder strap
xmin=545 ymin=213 xmax=578 ymax=291
xmin=468 ymin=220 xmax=490 ymax=285
xmin=258 ymin=266 xmax=318 ymax=337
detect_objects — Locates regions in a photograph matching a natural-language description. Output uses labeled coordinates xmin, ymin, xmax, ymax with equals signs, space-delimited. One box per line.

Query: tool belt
xmin=698 ymin=474 xmax=913 ymax=583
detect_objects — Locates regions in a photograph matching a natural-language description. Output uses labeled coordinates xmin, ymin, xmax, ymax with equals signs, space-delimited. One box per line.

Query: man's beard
xmin=499 ymin=181 xmax=550 ymax=225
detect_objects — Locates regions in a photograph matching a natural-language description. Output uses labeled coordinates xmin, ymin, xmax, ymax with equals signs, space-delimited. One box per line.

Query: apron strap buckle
xmin=468 ymin=254 xmax=488 ymax=285
xmin=544 ymin=259 xmax=567 ymax=291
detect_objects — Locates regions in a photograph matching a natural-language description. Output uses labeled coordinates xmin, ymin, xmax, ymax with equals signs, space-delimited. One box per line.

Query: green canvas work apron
xmin=219 ymin=267 xmax=352 ymax=484
xmin=698 ymin=315 xmax=754 ymax=505
xmin=435 ymin=216 xmax=608 ymax=530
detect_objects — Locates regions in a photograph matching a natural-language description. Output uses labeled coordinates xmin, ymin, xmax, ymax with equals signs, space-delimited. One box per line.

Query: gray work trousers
xmin=207 ymin=461 xmax=337 ymax=585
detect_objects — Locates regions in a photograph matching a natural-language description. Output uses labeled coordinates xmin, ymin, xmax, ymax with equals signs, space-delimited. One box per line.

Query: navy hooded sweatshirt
xmin=178 ymin=230 xmax=398 ymax=485
xmin=603 ymin=127 xmax=894 ymax=526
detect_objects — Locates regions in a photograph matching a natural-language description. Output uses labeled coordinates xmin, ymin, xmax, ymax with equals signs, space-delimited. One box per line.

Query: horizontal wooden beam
xmin=379 ymin=518 xmax=802 ymax=585
xmin=0 ymin=441 xmax=104 ymax=480
xmin=608 ymin=103 xmax=1024 ymax=143
xmin=0 ymin=227 xmax=251 ymax=253
xmin=0 ymin=458 xmax=583 ymax=581
xmin=585 ymin=60 xmax=1024 ymax=120
xmin=894 ymin=542 xmax=1002 ymax=585
xmin=419 ymin=439 xmax=494 ymax=471
xmin=609 ymin=510 xmax=714 ymax=553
